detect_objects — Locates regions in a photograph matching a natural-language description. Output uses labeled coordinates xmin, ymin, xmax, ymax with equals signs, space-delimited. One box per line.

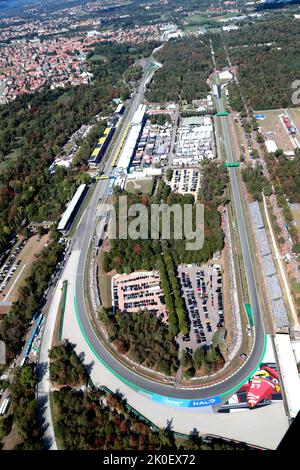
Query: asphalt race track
xmin=72 ymin=71 xmax=266 ymax=401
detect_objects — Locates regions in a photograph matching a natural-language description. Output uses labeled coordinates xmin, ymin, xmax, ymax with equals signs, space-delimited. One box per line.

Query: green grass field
xmin=56 ymin=89 xmax=75 ymax=104
xmin=125 ymin=177 xmax=155 ymax=195
xmin=291 ymin=279 xmax=300 ymax=295
xmin=98 ymin=251 xmax=112 ymax=308
xmin=99 ymin=274 xmax=112 ymax=308
xmin=183 ymin=14 xmax=217 ymax=31
xmin=88 ymin=54 xmax=107 ymax=63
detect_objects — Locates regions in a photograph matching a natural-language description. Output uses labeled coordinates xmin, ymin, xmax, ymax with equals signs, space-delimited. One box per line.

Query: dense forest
xmin=0 ymin=231 xmax=64 ymax=358
xmin=1 ymin=365 xmax=42 ymax=450
xmin=0 ymin=41 xmax=157 ymax=360
xmin=198 ymin=160 xmax=229 ymax=207
xmin=156 ymin=251 xmax=188 ymax=336
xmin=104 ymin=165 xmax=227 ymax=275
xmin=0 ymin=42 xmax=153 ymax=254
xmin=52 ymin=386 xmax=249 ymax=450
xmin=49 ymin=340 xmax=87 ymax=386
xmin=242 ymin=164 xmax=272 ymax=201
xmin=223 ymin=14 xmax=300 ymax=110
xmin=99 ymin=308 xmax=179 ymax=376
xmin=181 ymin=345 xmax=225 ymax=378
xmin=265 ymin=151 xmax=300 ymax=242
xmin=266 ymin=152 xmax=300 ymax=204
xmin=102 ymin=162 xmax=228 ymax=349
xmin=145 ymin=37 xmax=213 ymax=103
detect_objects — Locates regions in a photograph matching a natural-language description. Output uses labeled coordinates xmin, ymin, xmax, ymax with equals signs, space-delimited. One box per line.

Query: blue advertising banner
xmin=254 ymin=114 xmax=266 ymax=120
xmin=152 ymin=394 xmax=222 ymax=408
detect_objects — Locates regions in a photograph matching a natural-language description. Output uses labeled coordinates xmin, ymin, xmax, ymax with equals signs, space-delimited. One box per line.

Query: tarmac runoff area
xmin=58 ymin=250 xmax=289 ymax=450
xmin=37 ymin=278 xmax=62 ymax=450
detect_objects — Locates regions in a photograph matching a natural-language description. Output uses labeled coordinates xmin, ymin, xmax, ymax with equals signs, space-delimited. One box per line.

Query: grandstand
xmin=88 ymin=127 xmax=115 ymax=168
xmin=116 ymin=104 xmax=146 ymax=173
xmin=112 ymin=123 xmax=131 ymax=167
xmin=255 ymin=229 xmax=271 ymax=257
xmin=262 ymin=254 xmax=276 ymax=277
xmin=249 ymin=201 xmax=289 ymax=330
xmin=57 ymin=184 xmax=88 ymax=234
xmin=249 ymin=201 xmax=264 ymax=230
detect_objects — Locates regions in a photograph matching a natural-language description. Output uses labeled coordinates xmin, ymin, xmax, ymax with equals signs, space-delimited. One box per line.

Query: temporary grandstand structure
xmin=88 ymin=127 xmax=114 ymax=168
xmin=249 ymin=201 xmax=289 ymax=329
xmin=117 ymin=104 xmax=146 ymax=173
xmin=57 ymin=184 xmax=87 ymax=233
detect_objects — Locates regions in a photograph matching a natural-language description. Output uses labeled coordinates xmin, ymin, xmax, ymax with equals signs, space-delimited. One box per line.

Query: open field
xmin=210 ymin=13 xmax=241 ymax=21
xmin=0 ymin=234 xmax=49 ymax=314
xmin=1 ymin=421 xmax=22 ymax=450
xmin=182 ymin=14 xmax=217 ymax=32
xmin=256 ymin=109 xmax=295 ymax=154
xmin=184 ymin=14 xmax=217 ymax=26
xmin=98 ymin=251 xmax=112 ymax=309
xmin=88 ymin=54 xmax=107 ymax=63
xmin=290 ymin=203 xmax=300 ymax=238
xmin=125 ymin=177 xmax=154 ymax=195
xmin=55 ymin=89 xmax=75 ymax=104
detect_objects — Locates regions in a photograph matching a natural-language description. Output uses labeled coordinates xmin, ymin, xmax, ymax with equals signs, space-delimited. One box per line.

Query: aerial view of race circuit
xmin=0 ymin=0 xmax=300 ymax=458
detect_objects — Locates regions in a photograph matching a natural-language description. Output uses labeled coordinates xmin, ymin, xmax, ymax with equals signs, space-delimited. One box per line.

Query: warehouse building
xmin=57 ymin=184 xmax=87 ymax=234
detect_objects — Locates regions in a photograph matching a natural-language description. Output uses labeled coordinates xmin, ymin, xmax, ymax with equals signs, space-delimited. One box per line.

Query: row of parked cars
xmin=215 ymin=266 xmax=224 ymax=327
xmin=173 ymin=169 xmax=182 ymax=191
xmin=181 ymin=169 xmax=191 ymax=193
xmin=124 ymin=299 xmax=158 ymax=309
xmin=181 ymin=271 xmax=207 ymax=345
xmin=173 ymin=169 xmax=199 ymax=193
xmin=0 ymin=239 xmax=26 ymax=293
xmin=196 ymin=270 xmax=213 ymax=333
xmin=189 ymin=170 xmax=199 ymax=193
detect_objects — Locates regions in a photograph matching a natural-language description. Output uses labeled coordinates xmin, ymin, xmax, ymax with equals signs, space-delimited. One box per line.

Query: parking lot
xmin=112 ymin=271 xmax=167 ymax=322
xmin=0 ymin=238 xmax=27 ymax=297
xmin=0 ymin=234 xmax=49 ymax=314
xmin=178 ymin=264 xmax=224 ymax=350
xmin=169 ymin=168 xmax=200 ymax=195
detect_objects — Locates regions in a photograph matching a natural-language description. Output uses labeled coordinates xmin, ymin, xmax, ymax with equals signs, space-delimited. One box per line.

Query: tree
xmin=181 ymin=349 xmax=193 ymax=369
xmin=165 ymin=168 xmax=173 ymax=182
xmin=183 ymin=367 xmax=195 ymax=379
xmin=293 ymin=242 xmax=300 ymax=254
xmin=193 ymin=347 xmax=205 ymax=370
xmin=36 ymin=225 xmax=45 ymax=237
xmin=0 ymin=415 xmax=13 ymax=441
xmin=257 ymin=134 xmax=265 ymax=144
xmin=49 ymin=341 xmax=87 ymax=386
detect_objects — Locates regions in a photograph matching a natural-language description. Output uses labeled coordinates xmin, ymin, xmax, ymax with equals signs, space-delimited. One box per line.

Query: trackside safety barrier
xmin=58 ymin=280 xmax=68 ymax=341
xmin=74 ymin=291 xmax=267 ymax=409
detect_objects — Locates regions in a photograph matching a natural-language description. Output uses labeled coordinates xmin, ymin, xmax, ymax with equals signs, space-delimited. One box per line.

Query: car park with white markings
xmin=178 ymin=264 xmax=224 ymax=350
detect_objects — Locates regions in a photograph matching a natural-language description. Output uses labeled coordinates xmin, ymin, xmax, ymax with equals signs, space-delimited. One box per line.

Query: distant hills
xmin=257 ymin=0 xmax=300 ymax=10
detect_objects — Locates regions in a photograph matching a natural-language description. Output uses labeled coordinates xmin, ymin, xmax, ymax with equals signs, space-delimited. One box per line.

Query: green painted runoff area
xmin=245 ymin=303 xmax=254 ymax=327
